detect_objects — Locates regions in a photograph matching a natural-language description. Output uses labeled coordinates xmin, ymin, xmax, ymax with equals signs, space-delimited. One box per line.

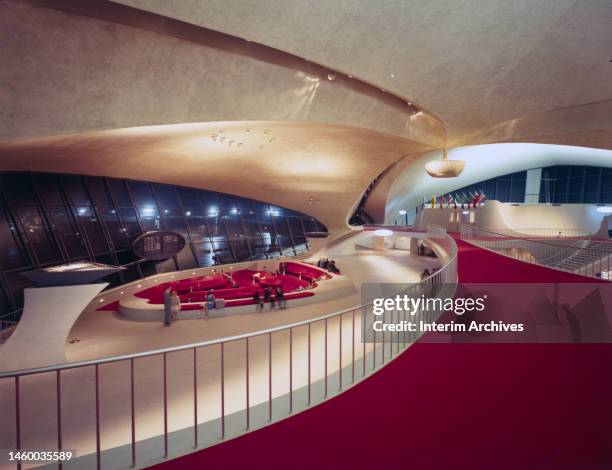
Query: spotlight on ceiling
xmin=374 ymin=229 xmax=393 ymax=237
xmin=425 ymin=148 xmax=465 ymax=178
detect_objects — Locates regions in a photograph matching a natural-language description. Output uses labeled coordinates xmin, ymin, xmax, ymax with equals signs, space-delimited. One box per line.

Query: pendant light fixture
xmin=425 ymin=147 xmax=465 ymax=178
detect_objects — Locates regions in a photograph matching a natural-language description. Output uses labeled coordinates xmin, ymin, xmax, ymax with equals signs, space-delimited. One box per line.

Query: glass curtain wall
xmin=0 ymin=172 xmax=326 ymax=323
xmin=539 ymin=165 xmax=612 ymax=204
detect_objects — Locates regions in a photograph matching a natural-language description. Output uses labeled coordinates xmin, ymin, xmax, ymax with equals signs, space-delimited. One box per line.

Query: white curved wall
xmin=385 ymin=143 xmax=612 ymax=223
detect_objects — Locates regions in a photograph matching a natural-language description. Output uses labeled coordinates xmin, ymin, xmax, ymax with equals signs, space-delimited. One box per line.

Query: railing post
xmin=396 ymin=309 xmax=400 ymax=354
xmin=324 ymin=318 xmax=328 ymax=398
xmin=130 ymin=358 xmax=136 ymax=467
xmin=351 ymin=310 xmax=355 ymax=384
xmin=372 ymin=325 xmax=376 ymax=370
xmin=15 ymin=376 xmax=21 ymax=470
xmin=221 ymin=343 xmax=225 ymax=438
xmin=338 ymin=314 xmax=342 ymax=391
xmin=289 ymin=328 xmax=293 ymax=413
xmin=56 ymin=370 xmax=62 ymax=470
xmin=95 ymin=364 xmax=101 ymax=470
xmin=268 ymin=332 xmax=272 ymax=422
xmin=308 ymin=323 xmax=311 ymax=405
xmin=193 ymin=348 xmax=198 ymax=447
xmin=362 ymin=309 xmax=366 ymax=378
xmin=245 ymin=337 xmax=250 ymax=429
xmin=162 ymin=353 xmax=168 ymax=458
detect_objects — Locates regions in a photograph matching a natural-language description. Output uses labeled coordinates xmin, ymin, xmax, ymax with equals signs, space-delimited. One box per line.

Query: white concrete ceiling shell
xmin=0 ymin=121 xmax=431 ymax=230
xmin=115 ymin=0 xmax=612 ymax=145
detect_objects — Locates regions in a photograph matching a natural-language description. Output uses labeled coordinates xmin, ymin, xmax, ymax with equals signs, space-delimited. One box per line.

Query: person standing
xmin=163 ymin=287 xmax=173 ymax=326
xmin=207 ymin=291 xmax=216 ymax=312
xmin=276 ymin=286 xmax=286 ymax=309
xmin=253 ymin=290 xmax=263 ymax=312
xmin=264 ymin=286 xmax=276 ymax=310
xmin=170 ymin=290 xmax=181 ymax=322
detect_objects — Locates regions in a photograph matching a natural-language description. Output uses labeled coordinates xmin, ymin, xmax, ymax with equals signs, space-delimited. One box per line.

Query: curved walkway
xmin=150 ymin=237 xmax=612 ymax=470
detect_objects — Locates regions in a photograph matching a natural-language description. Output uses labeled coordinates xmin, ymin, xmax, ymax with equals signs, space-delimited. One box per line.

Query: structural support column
xmin=524 ymin=168 xmax=542 ymax=203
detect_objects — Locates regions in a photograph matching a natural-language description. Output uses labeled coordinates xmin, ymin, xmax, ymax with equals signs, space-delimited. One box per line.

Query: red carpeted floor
xmin=150 ymin=238 xmax=612 ymax=470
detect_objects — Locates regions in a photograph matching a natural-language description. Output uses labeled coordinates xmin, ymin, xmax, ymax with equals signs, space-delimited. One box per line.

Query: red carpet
xmin=150 ymin=238 xmax=612 ymax=470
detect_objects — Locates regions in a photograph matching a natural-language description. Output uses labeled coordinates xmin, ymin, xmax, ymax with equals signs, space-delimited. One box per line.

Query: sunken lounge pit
xmin=117 ymin=261 xmax=355 ymax=321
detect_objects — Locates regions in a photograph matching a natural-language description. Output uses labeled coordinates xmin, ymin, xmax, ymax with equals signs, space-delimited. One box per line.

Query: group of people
xmin=253 ymin=286 xmax=286 ymax=311
xmin=419 ymin=267 xmax=440 ymax=281
xmin=163 ymin=287 xmax=217 ymax=326
xmin=316 ymin=258 xmax=340 ymax=274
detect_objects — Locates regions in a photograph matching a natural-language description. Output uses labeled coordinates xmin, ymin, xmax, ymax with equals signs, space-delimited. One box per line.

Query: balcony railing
xmin=459 ymin=224 xmax=612 ymax=280
xmin=0 ymin=225 xmax=457 ymax=470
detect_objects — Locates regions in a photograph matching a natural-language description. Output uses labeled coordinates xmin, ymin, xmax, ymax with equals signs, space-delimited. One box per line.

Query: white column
xmin=524 ymin=168 xmax=542 ymax=203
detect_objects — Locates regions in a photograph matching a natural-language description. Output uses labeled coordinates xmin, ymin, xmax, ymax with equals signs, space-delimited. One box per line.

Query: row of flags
xmin=425 ymin=191 xmax=487 ymax=209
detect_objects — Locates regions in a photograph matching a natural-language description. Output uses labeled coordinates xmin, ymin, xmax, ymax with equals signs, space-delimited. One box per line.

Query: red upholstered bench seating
xmin=179 ymin=286 xmax=257 ymax=303
xmin=169 ymin=274 xmax=230 ymax=293
xmin=280 ymin=262 xmax=332 ymax=281
xmin=225 ymin=291 xmax=314 ymax=307
xmin=130 ymin=268 xmax=318 ymax=311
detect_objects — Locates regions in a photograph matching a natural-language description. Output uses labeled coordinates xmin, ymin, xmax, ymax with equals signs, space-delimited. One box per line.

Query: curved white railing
xmin=459 ymin=223 xmax=612 ymax=279
xmin=0 ymin=225 xmax=457 ymax=470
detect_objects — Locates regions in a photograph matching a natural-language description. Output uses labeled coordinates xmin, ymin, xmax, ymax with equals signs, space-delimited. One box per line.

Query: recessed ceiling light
xmin=390 ymin=74 xmax=395 ymax=78
xmin=327 ymin=73 xmax=336 ymax=81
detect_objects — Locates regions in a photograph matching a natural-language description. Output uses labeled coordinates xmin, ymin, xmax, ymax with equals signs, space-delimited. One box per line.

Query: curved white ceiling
xmin=0 ymin=121 xmax=430 ymax=230
xmin=385 ymin=143 xmax=612 ymax=222
xmin=115 ymin=0 xmax=612 ymax=144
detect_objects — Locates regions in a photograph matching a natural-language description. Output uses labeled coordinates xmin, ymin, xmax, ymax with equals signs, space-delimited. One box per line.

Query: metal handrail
xmin=459 ymin=223 xmax=612 ymax=279
xmin=460 ymin=225 xmax=609 ymax=251
xmin=0 ymin=226 xmax=458 ymax=378
xmin=0 ymin=225 xmax=458 ymax=470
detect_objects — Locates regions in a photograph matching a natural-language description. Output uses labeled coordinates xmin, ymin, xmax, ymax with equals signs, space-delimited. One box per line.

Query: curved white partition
xmin=0 ymin=283 xmax=107 ymax=371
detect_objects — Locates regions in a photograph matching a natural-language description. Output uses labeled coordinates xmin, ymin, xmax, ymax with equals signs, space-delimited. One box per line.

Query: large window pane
xmin=0 ymin=206 xmax=30 ymax=270
xmin=107 ymin=179 xmax=132 ymax=206
xmin=32 ymin=173 xmax=64 ymax=205
xmin=75 ymin=206 xmax=109 ymax=254
xmin=85 ymin=177 xmax=113 ymax=206
xmin=99 ymin=206 xmax=130 ymax=250
xmin=48 ymin=205 xmax=88 ymax=259
xmin=153 ymin=184 xmax=179 ymax=210
xmin=192 ymin=241 xmax=215 ymax=267
xmin=118 ymin=207 xmax=142 ymax=239
xmin=14 ymin=204 xmax=62 ymax=264
xmin=61 ymin=175 xmax=91 ymax=206
xmin=2 ymin=173 xmax=37 ymax=204
xmin=128 ymin=181 xmax=161 ymax=231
